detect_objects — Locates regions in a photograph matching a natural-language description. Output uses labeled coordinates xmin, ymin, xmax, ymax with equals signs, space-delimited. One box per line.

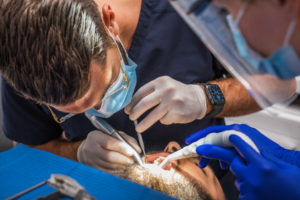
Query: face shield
xmin=169 ymin=0 xmax=300 ymax=120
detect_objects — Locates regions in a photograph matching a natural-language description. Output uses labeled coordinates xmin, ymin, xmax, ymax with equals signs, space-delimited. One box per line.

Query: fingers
xmin=261 ymin=149 xmax=286 ymax=168
xmin=97 ymin=145 xmax=135 ymax=165
xmin=125 ymin=80 xmax=156 ymax=114
xmin=196 ymin=144 xmax=238 ymax=164
xmin=186 ymin=125 xmax=235 ymax=144
xmin=230 ymin=156 xmax=247 ymax=180
xmin=199 ymin=157 xmax=210 ymax=168
xmin=93 ymin=133 xmax=128 ymax=157
xmin=80 ymin=131 xmax=139 ymax=170
xmin=229 ymin=135 xmax=262 ymax=164
xmin=128 ymin=91 xmax=161 ymax=121
xmin=89 ymin=150 xmax=134 ymax=170
xmin=160 ymin=109 xmax=190 ymax=125
xmin=159 ymin=112 xmax=179 ymax=125
xmin=135 ymin=104 xmax=168 ymax=133
xmin=118 ymin=131 xmax=141 ymax=153
xmin=125 ymin=80 xmax=168 ymax=133
xmin=90 ymin=131 xmax=139 ymax=160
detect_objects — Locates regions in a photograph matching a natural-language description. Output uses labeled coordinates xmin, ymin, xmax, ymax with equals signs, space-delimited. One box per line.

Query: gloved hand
xmin=187 ymin=124 xmax=300 ymax=199
xmin=186 ymin=124 xmax=300 ymax=168
xmin=219 ymin=135 xmax=300 ymax=200
xmin=125 ymin=76 xmax=207 ymax=133
xmin=77 ymin=130 xmax=141 ymax=171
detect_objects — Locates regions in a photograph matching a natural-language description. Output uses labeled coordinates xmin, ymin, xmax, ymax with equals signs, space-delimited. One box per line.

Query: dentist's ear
xmin=101 ymin=3 xmax=120 ymax=38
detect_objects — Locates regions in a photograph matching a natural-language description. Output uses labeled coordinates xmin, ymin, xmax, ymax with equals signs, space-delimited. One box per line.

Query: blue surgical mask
xmin=226 ymin=2 xmax=300 ymax=80
xmin=85 ymin=30 xmax=137 ymax=118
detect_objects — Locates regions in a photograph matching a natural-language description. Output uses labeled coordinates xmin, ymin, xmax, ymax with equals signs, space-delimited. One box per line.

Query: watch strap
xmin=203 ymin=83 xmax=225 ymax=118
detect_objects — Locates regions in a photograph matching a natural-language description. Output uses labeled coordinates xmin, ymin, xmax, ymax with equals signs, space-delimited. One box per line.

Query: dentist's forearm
xmin=27 ymin=138 xmax=82 ymax=161
xmin=199 ymin=77 xmax=261 ymax=117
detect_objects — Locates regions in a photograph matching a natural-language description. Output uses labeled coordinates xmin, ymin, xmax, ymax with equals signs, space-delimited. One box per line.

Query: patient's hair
xmin=0 ymin=0 xmax=111 ymax=105
xmin=112 ymin=164 xmax=213 ymax=200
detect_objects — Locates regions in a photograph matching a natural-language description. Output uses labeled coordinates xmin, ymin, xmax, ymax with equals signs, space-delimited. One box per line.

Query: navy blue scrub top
xmin=1 ymin=0 xmax=225 ymax=151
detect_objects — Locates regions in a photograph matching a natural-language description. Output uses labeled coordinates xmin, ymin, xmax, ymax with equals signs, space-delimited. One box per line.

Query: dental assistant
xmin=175 ymin=0 xmax=300 ymax=199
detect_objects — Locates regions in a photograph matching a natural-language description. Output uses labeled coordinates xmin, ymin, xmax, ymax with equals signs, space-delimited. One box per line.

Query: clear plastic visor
xmin=170 ymin=0 xmax=299 ymax=120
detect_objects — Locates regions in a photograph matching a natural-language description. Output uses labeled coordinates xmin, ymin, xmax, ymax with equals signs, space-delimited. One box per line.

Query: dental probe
xmin=134 ymin=120 xmax=146 ymax=158
xmin=159 ymin=130 xmax=260 ymax=168
xmin=85 ymin=113 xmax=144 ymax=166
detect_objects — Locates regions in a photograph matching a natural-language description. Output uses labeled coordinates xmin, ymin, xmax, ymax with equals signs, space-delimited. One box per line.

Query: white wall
xmin=225 ymin=110 xmax=300 ymax=150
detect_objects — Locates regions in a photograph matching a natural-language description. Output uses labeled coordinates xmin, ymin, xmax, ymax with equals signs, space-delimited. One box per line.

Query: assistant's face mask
xmin=227 ymin=2 xmax=300 ymax=80
xmin=85 ymin=28 xmax=137 ymax=118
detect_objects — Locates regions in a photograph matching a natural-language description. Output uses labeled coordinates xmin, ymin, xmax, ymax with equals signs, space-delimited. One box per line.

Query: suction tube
xmin=159 ymin=130 xmax=259 ymax=168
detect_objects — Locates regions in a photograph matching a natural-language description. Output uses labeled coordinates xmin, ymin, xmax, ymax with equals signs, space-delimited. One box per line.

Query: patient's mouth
xmin=144 ymin=154 xmax=172 ymax=170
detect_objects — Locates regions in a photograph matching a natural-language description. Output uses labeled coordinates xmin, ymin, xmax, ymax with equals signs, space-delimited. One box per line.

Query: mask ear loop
xmin=116 ymin=35 xmax=129 ymax=57
xmin=104 ymin=25 xmax=129 ymax=89
xmin=236 ymin=0 xmax=250 ymax=24
xmin=104 ymin=25 xmax=124 ymax=61
xmin=283 ymin=19 xmax=297 ymax=46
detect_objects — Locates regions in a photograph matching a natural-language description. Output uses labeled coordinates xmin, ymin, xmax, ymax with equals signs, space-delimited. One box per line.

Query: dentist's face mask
xmin=227 ymin=2 xmax=300 ymax=80
xmin=85 ymin=29 xmax=138 ymax=118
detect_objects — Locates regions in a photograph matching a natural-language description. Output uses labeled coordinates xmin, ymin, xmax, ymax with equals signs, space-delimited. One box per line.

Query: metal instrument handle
xmin=85 ymin=114 xmax=144 ymax=165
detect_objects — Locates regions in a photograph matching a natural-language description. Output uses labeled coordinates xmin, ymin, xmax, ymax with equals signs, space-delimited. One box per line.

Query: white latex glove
xmin=77 ymin=130 xmax=141 ymax=171
xmin=125 ymin=76 xmax=207 ymax=133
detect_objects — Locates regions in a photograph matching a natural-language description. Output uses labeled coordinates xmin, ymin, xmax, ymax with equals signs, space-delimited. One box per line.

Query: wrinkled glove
xmin=187 ymin=124 xmax=300 ymax=199
xmin=222 ymin=135 xmax=300 ymax=200
xmin=77 ymin=130 xmax=141 ymax=171
xmin=125 ymin=76 xmax=207 ymax=133
xmin=186 ymin=124 xmax=300 ymax=168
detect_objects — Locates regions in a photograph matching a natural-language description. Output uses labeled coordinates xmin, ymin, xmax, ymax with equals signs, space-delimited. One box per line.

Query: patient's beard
xmin=112 ymin=163 xmax=213 ymax=200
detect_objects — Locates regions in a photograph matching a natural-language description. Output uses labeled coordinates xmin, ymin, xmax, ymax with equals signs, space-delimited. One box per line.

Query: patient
xmin=112 ymin=142 xmax=226 ymax=200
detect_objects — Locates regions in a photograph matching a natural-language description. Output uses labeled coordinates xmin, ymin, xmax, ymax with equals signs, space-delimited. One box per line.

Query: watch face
xmin=209 ymin=85 xmax=225 ymax=105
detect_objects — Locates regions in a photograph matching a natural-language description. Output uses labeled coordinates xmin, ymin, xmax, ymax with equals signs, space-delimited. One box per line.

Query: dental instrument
xmin=134 ymin=120 xmax=146 ymax=158
xmin=7 ymin=174 xmax=95 ymax=200
xmin=85 ymin=113 xmax=144 ymax=166
xmin=159 ymin=130 xmax=260 ymax=168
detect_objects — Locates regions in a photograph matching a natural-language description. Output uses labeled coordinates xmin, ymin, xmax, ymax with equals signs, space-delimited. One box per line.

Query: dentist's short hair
xmin=0 ymin=0 xmax=111 ymax=105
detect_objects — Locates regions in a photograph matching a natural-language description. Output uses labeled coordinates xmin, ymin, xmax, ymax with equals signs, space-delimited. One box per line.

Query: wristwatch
xmin=202 ymin=83 xmax=225 ymax=118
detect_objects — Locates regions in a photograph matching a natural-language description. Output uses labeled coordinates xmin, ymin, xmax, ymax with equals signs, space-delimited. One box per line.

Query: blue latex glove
xmin=222 ymin=135 xmax=300 ymax=199
xmin=186 ymin=124 xmax=300 ymax=199
xmin=186 ymin=124 xmax=300 ymax=168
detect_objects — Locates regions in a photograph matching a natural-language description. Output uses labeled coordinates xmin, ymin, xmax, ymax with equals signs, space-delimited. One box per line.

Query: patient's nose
xmin=164 ymin=141 xmax=181 ymax=153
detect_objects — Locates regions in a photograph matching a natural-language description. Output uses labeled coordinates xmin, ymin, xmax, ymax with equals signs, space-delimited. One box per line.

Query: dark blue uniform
xmin=2 ymin=0 xmax=225 ymax=150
